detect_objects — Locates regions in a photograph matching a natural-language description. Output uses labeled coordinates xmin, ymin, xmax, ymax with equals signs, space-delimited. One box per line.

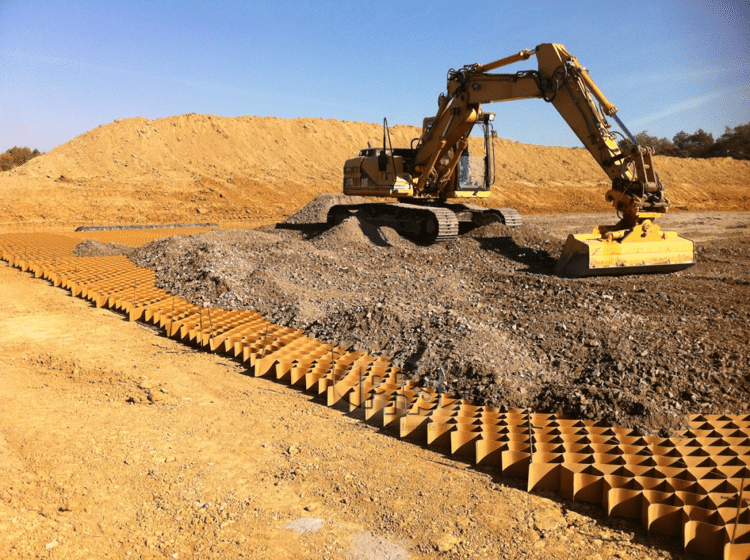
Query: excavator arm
xmin=414 ymin=44 xmax=665 ymax=219
xmin=411 ymin=43 xmax=693 ymax=276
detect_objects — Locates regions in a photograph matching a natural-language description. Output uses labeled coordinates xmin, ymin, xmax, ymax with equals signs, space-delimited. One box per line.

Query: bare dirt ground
xmin=0 ymin=260 xmax=685 ymax=560
xmin=1 ymin=114 xmax=749 ymax=559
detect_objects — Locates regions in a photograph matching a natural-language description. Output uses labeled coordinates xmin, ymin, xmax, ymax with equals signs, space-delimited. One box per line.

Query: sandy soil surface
xmin=1 ymin=114 xmax=748 ymax=559
xmin=0 ymin=114 xmax=748 ymax=231
xmin=0 ymin=261 xmax=684 ymax=560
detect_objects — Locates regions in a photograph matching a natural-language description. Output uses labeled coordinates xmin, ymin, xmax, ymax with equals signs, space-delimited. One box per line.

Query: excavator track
xmin=450 ymin=203 xmax=523 ymax=228
xmin=495 ymin=207 xmax=523 ymax=227
xmin=327 ymin=202 xmax=460 ymax=245
xmin=399 ymin=203 xmax=460 ymax=244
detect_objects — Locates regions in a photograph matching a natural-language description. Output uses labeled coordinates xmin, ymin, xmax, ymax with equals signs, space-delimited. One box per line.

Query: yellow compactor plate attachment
xmin=555 ymin=223 xmax=695 ymax=278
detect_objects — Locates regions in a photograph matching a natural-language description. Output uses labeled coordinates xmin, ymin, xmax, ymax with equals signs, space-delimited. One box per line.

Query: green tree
xmin=671 ymin=129 xmax=715 ymax=158
xmin=617 ymin=131 xmax=676 ymax=155
xmin=705 ymin=122 xmax=750 ymax=160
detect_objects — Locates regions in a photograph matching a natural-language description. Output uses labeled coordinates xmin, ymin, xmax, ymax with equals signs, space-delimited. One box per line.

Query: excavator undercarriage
xmin=327 ymin=200 xmax=521 ymax=245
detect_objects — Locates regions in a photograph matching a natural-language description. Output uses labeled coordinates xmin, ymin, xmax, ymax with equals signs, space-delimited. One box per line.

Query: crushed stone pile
xmin=280 ymin=193 xmax=371 ymax=224
xmin=73 ymin=239 xmax=134 ymax=257
xmin=131 ymin=196 xmax=750 ymax=436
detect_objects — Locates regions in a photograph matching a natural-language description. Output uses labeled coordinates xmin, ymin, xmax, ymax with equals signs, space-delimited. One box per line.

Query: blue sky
xmin=1 ymin=0 xmax=748 ymax=152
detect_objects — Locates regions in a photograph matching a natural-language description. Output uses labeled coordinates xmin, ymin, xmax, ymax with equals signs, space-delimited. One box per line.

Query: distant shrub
xmin=617 ymin=132 xmax=676 ymax=155
xmin=0 ymin=146 xmax=42 ymax=171
xmin=704 ymin=123 xmax=750 ymax=160
xmin=617 ymin=122 xmax=749 ymax=160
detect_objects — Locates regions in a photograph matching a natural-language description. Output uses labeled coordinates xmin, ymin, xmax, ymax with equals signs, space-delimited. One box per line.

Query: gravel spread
xmin=130 ymin=195 xmax=750 ymax=436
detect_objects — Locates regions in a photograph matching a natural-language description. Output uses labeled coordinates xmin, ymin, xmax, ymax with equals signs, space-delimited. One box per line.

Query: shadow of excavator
xmin=473 ymin=234 xmax=560 ymax=275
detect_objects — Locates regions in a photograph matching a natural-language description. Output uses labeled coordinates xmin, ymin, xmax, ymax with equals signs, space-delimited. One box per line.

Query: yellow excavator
xmin=330 ymin=43 xmax=694 ymax=277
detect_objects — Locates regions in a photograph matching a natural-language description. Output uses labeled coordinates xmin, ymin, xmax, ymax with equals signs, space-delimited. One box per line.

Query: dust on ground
xmin=131 ymin=195 xmax=750 ymax=436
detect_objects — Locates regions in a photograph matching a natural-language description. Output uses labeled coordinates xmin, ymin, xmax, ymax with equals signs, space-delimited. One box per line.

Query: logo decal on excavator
xmin=391 ymin=177 xmax=412 ymax=194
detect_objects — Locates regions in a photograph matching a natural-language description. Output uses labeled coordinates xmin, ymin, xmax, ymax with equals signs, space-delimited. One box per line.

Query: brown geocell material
xmin=1 ymin=231 xmax=748 ymax=560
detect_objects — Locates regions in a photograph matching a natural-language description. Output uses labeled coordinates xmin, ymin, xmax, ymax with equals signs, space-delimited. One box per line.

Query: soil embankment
xmin=1 ymin=114 xmax=748 ymax=228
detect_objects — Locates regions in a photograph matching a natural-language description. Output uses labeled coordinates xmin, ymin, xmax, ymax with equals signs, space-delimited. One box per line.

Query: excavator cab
xmin=451 ymin=112 xmax=495 ymax=197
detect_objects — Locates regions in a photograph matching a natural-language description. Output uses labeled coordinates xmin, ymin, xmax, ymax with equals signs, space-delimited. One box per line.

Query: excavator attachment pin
xmin=555 ymin=223 xmax=695 ymax=278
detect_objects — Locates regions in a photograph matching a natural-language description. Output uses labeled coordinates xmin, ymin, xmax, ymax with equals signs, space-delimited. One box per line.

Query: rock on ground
xmin=73 ymin=239 xmax=134 ymax=257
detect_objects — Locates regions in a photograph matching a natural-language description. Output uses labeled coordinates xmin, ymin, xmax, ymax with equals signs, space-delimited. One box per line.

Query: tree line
xmin=617 ymin=122 xmax=749 ymax=160
xmin=0 ymin=146 xmax=42 ymax=172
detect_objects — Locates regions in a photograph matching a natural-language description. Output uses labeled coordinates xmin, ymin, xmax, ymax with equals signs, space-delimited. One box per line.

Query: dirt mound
xmin=1 ymin=114 xmax=748 ymax=229
xmin=312 ymin=216 xmax=413 ymax=251
xmin=311 ymin=216 xmax=378 ymax=248
xmin=73 ymin=239 xmax=134 ymax=257
xmin=131 ymin=199 xmax=750 ymax=436
xmin=282 ymin=193 xmax=371 ymax=224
